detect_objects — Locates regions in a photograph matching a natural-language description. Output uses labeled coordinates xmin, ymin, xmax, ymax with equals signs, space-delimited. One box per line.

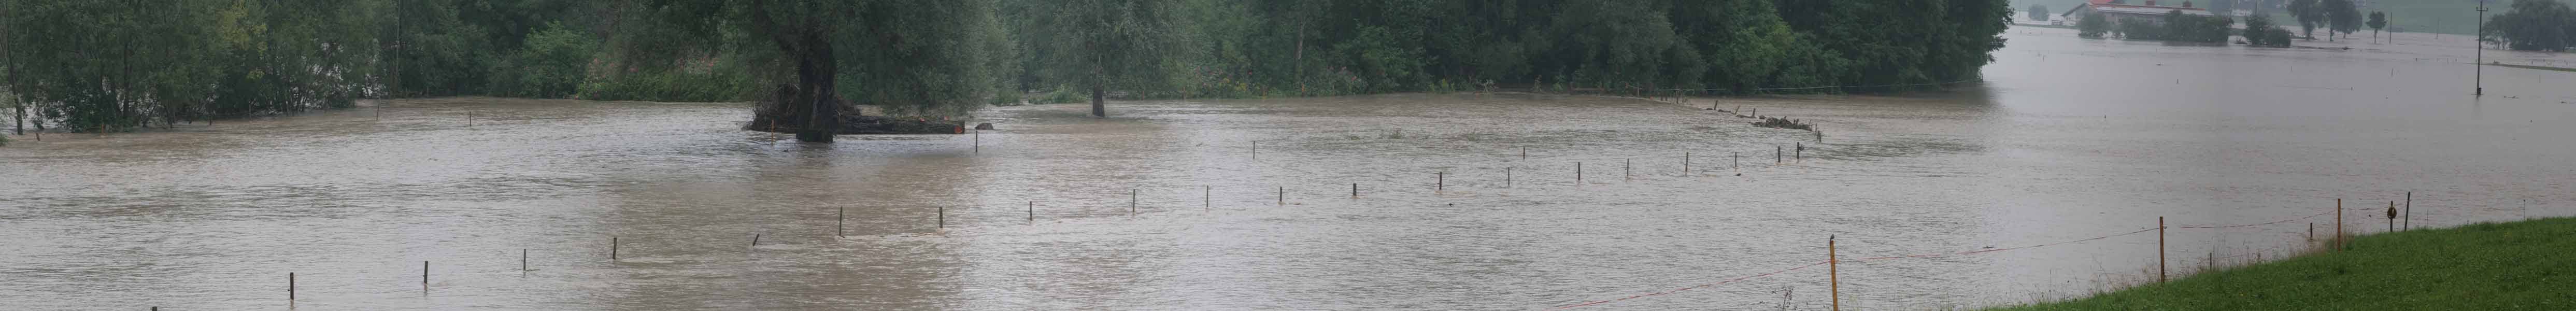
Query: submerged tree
xmin=618 ymin=0 xmax=1001 ymax=142
xmin=2324 ymin=0 xmax=2361 ymax=41
xmin=2367 ymin=11 xmax=2387 ymax=43
xmin=1028 ymin=0 xmax=1186 ymax=118
xmin=2079 ymin=11 xmax=2113 ymax=38
xmin=2288 ymin=0 xmax=2321 ymax=39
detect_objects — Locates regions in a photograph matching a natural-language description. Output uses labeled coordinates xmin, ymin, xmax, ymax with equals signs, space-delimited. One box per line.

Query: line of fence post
xmin=1624 ymin=159 xmax=1631 ymax=181
xmin=1435 ymin=173 xmax=1444 ymax=191
xmin=1352 ymin=183 xmax=1360 ymax=198
xmin=1684 ymin=152 xmax=1691 ymax=176
xmin=2335 ymin=199 xmax=2344 ymax=251
xmin=1505 ymin=167 xmax=1513 ymax=188
xmin=837 ymin=207 xmax=846 ymax=237
xmin=2157 ymin=217 xmax=2167 ymax=283
xmin=288 ymin=272 xmax=295 ymax=301
xmin=522 ymin=249 xmax=530 ymax=272
xmin=2403 ymin=192 xmax=2412 ymax=231
xmin=1829 ymin=235 xmax=1840 ymax=311
xmin=1204 ymin=186 xmax=1212 ymax=212
xmin=937 ymin=206 xmax=946 ymax=230
xmin=1576 ymin=162 xmax=1583 ymax=185
xmin=611 ymin=237 xmax=619 ymax=260
xmin=1131 ymin=189 xmax=1138 ymax=217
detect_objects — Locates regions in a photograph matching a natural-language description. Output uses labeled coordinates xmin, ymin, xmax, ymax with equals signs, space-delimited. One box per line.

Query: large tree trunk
xmin=1089 ymin=84 xmax=1106 ymax=118
xmin=792 ymin=33 xmax=839 ymax=143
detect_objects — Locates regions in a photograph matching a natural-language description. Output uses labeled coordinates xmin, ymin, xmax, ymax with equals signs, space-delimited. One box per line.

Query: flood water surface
xmin=6 ymin=26 xmax=2576 ymax=310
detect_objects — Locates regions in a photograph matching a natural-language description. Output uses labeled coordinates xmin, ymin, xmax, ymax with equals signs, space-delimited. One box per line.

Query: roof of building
xmin=2064 ymin=2 xmax=2215 ymax=18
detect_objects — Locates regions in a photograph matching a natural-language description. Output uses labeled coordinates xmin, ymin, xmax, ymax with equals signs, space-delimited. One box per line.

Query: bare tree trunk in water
xmin=1089 ymin=84 xmax=1106 ymax=118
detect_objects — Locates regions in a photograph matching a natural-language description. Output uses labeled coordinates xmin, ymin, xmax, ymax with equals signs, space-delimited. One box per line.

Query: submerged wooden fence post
xmin=1624 ymin=159 xmax=1631 ymax=181
xmin=1435 ymin=172 xmax=1444 ymax=191
xmin=2403 ymin=191 xmax=2412 ymax=231
xmin=751 ymin=234 xmax=761 ymax=247
xmin=1131 ymin=189 xmax=1138 ymax=217
xmin=837 ymin=207 xmax=846 ymax=237
xmin=2335 ymin=199 xmax=2344 ymax=251
xmin=1277 ymin=187 xmax=1284 ymax=206
xmin=1776 ymin=146 xmax=1783 ymax=164
xmin=1521 ymin=146 xmax=1528 ymax=160
xmin=611 ymin=237 xmax=619 ymax=260
xmin=289 ymin=272 xmax=296 ymax=300
xmin=1684 ymin=152 xmax=1691 ymax=176
xmin=1351 ymin=183 xmax=1359 ymax=198
xmin=1575 ymin=162 xmax=1583 ymax=184
xmin=1733 ymin=152 xmax=1740 ymax=169
xmin=522 ymin=249 xmax=530 ymax=272
xmin=973 ymin=129 xmax=980 ymax=153
xmin=2307 ymin=223 xmax=2314 ymax=242
xmin=1251 ymin=140 xmax=1257 ymax=160
xmin=1796 ymin=142 xmax=1803 ymax=161
xmin=1505 ymin=167 xmax=1513 ymax=188
xmin=2158 ymin=217 xmax=2167 ymax=283
xmin=937 ymin=206 xmax=946 ymax=229
xmin=1204 ymin=186 xmax=1212 ymax=212
xmin=1829 ymin=235 xmax=1840 ymax=311
xmin=423 ymin=261 xmax=430 ymax=287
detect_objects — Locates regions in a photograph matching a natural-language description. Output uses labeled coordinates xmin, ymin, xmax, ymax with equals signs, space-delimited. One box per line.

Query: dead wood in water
xmin=1752 ymin=116 xmax=1814 ymax=131
xmin=747 ymin=114 xmax=965 ymax=135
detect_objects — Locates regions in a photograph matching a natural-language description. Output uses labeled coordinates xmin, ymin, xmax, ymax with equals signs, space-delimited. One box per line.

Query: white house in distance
xmin=2061 ymin=0 xmax=2217 ymax=26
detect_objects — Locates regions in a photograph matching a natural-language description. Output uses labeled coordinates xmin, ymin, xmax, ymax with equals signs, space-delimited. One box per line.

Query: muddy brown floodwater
xmin=6 ymin=26 xmax=2576 ymax=310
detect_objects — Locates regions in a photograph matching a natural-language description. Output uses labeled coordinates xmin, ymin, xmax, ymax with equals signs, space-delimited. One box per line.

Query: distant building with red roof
xmin=2062 ymin=0 xmax=2216 ymax=27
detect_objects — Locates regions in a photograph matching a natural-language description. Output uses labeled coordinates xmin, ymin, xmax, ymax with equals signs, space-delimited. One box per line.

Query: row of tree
xmin=7 ymin=1 xmax=2018 ymax=143
xmin=2286 ymin=0 xmax=2367 ymax=41
xmin=2484 ymin=0 xmax=2576 ymax=51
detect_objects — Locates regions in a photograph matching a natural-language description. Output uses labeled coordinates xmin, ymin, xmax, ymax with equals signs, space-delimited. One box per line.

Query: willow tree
xmin=621 ymin=0 xmax=999 ymax=142
xmin=1030 ymin=0 xmax=1185 ymax=118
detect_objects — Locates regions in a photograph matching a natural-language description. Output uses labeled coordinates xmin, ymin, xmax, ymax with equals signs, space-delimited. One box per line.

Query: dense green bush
xmin=490 ymin=22 xmax=596 ymax=98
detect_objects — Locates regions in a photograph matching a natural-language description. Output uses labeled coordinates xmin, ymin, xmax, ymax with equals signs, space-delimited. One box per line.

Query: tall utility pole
xmin=2475 ymin=1 xmax=2488 ymax=95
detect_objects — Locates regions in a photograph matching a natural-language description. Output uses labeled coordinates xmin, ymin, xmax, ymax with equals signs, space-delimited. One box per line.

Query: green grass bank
xmin=1988 ymin=217 xmax=2576 ymax=310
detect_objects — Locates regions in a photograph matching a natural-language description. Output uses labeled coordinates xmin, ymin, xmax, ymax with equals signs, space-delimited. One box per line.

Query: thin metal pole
xmin=2158 ymin=217 xmax=2167 ymax=282
xmin=973 ymin=129 xmax=980 ymax=153
xmin=1829 ymin=235 xmax=1839 ymax=311
xmin=522 ymin=249 xmax=529 ymax=272
xmin=2336 ymin=199 xmax=2344 ymax=251
xmin=2403 ymin=191 xmax=2412 ymax=231
xmin=289 ymin=272 xmax=296 ymax=300
xmin=1131 ymin=189 xmax=1138 ymax=217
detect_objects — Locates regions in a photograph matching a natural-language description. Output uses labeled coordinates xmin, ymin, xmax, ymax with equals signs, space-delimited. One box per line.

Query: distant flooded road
xmin=6 ymin=26 xmax=2575 ymax=310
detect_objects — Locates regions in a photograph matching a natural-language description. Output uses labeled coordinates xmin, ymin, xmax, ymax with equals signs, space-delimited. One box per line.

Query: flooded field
xmin=6 ymin=26 xmax=2575 ymax=310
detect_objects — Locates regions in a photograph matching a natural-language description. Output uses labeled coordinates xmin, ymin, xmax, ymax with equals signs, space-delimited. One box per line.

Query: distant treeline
xmin=2485 ymin=0 xmax=2576 ymax=51
xmin=2 ymin=0 xmax=2012 ymax=134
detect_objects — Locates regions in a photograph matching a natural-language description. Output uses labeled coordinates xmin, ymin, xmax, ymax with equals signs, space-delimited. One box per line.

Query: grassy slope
xmin=1987 ymin=217 xmax=2576 ymax=310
